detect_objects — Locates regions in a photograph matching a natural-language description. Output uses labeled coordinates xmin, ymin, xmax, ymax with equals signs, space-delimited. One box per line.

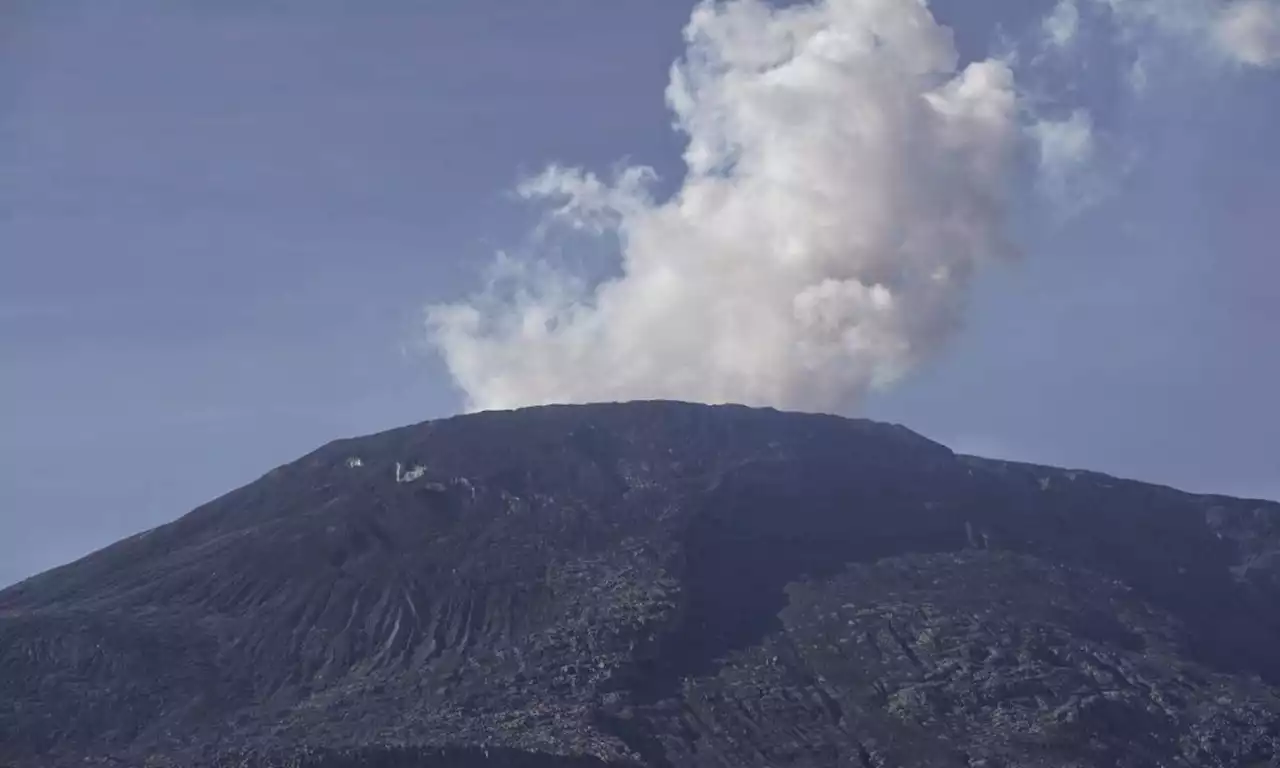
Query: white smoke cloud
xmin=429 ymin=0 xmax=1020 ymax=413
xmin=425 ymin=0 xmax=1276 ymax=414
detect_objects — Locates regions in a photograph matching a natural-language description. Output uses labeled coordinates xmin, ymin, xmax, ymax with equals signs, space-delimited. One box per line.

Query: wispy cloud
xmin=1214 ymin=0 xmax=1280 ymax=66
xmin=1028 ymin=109 xmax=1098 ymax=212
xmin=1043 ymin=0 xmax=1082 ymax=49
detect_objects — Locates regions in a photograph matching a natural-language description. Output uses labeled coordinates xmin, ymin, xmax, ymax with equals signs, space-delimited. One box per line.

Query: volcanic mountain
xmin=2 ymin=401 xmax=1278 ymax=767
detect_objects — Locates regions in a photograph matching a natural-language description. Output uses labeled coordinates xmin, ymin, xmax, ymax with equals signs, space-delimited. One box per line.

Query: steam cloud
xmin=427 ymin=0 xmax=1276 ymax=414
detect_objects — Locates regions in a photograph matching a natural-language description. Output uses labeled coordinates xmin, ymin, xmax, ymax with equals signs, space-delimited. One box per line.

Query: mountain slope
xmin=1 ymin=401 xmax=1278 ymax=767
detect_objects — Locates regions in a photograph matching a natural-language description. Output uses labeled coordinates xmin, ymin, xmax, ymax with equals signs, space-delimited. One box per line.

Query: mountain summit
xmin=2 ymin=401 xmax=1278 ymax=767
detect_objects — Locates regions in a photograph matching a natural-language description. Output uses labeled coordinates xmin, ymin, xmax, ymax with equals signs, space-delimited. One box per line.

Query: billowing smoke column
xmin=426 ymin=0 xmax=1277 ymax=414
xmin=429 ymin=0 xmax=1019 ymax=413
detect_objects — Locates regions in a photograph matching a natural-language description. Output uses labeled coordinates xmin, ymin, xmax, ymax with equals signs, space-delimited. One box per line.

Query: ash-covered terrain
xmin=2 ymin=401 xmax=1278 ymax=767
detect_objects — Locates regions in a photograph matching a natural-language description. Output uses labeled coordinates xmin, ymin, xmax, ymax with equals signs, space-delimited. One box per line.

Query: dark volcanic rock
xmin=1 ymin=401 xmax=1278 ymax=767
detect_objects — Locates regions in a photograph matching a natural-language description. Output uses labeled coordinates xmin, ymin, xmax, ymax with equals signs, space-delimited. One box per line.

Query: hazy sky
xmin=2 ymin=0 xmax=1277 ymax=587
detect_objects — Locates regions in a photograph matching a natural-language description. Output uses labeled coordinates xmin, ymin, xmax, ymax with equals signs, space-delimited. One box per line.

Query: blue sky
xmin=2 ymin=0 xmax=1277 ymax=587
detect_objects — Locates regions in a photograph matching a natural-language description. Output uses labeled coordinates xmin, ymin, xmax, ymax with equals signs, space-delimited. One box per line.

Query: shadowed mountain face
xmin=2 ymin=401 xmax=1278 ymax=767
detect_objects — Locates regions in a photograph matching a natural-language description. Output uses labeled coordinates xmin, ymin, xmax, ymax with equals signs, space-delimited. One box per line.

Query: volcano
xmin=2 ymin=401 xmax=1278 ymax=767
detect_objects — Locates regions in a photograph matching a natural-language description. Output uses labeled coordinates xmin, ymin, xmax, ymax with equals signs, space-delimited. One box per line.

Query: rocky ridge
xmin=1 ymin=401 xmax=1277 ymax=766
